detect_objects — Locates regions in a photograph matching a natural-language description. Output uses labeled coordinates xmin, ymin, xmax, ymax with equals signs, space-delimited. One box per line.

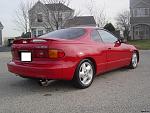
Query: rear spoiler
xmin=13 ymin=38 xmax=49 ymax=44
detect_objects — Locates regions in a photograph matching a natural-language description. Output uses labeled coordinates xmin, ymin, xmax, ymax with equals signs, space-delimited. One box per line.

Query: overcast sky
xmin=0 ymin=0 xmax=129 ymax=37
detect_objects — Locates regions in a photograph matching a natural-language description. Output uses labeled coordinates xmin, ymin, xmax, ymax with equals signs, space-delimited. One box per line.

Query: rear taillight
xmin=48 ymin=49 xmax=65 ymax=59
xmin=33 ymin=49 xmax=65 ymax=59
xmin=34 ymin=49 xmax=48 ymax=58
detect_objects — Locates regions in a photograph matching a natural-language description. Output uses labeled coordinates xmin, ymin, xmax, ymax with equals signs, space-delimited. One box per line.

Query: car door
xmin=90 ymin=29 xmax=107 ymax=74
xmin=98 ymin=30 xmax=130 ymax=71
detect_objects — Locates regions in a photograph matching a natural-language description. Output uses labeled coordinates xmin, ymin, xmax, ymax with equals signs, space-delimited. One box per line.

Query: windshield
xmin=39 ymin=28 xmax=86 ymax=40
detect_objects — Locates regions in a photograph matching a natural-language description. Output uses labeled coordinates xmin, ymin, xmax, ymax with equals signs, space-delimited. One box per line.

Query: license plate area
xmin=20 ymin=51 xmax=32 ymax=62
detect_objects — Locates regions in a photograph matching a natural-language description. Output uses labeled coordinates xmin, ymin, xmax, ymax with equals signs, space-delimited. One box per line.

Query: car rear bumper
xmin=7 ymin=61 xmax=76 ymax=80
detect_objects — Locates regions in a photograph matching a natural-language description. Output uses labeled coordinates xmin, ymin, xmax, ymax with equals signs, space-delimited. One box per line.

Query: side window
xmin=98 ymin=30 xmax=118 ymax=43
xmin=91 ymin=30 xmax=102 ymax=42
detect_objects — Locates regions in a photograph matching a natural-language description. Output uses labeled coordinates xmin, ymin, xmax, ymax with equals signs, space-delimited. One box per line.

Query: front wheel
xmin=129 ymin=52 xmax=138 ymax=69
xmin=73 ymin=59 xmax=95 ymax=89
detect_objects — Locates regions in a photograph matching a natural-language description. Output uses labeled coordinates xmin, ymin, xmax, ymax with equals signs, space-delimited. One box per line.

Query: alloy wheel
xmin=79 ymin=62 xmax=93 ymax=86
xmin=132 ymin=53 xmax=138 ymax=68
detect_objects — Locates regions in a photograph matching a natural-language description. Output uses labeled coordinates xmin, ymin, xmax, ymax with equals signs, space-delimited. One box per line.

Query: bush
xmin=104 ymin=23 xmax=116 ymax=32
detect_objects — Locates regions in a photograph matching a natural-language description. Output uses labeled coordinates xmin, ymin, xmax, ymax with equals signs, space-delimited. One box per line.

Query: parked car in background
xmin=7 ymin=27 xmax=139 ymax=89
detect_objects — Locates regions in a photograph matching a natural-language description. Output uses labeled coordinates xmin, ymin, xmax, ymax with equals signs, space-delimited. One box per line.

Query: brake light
xmin=48 ymin=49 xmax=65 ymax=59
xmin=34 ymin=49 xmax=48 ymax=58
xmin=32 ymin=49 xmax=65 ymax=59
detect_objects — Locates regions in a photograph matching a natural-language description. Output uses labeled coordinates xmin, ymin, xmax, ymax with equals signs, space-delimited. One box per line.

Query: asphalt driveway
xmin=0 ymin=47 xmax=11 ymax=52
xmin=0 ymin=51 xmax=150 ymax=113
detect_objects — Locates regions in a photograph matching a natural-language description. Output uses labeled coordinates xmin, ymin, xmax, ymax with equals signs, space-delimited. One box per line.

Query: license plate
xmin=21 ymin=52 xmax=32 ymax=62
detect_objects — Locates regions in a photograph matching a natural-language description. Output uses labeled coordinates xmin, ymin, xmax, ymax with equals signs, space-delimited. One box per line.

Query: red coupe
xmin=7 ymin=27 xmax=139 ymax=88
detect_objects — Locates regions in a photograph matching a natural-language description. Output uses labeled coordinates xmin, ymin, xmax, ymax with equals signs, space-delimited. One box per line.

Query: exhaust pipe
xmin=38 ymin=79 xmax=50 ymax=86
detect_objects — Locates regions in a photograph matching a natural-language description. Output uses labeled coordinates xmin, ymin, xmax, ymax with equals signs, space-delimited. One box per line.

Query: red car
xmin=7 ymin=27 xmax=139 ymax=89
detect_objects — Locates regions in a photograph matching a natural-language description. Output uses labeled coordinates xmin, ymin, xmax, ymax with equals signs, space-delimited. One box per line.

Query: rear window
xmin=39 ymin=28 xmax=86 ymax=39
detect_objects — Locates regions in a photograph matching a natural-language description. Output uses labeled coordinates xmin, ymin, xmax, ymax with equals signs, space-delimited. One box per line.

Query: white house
xmin=29 ymin=1 xmax=74 ymax=37
xmin=130 ymin=0 xmax=150 ymax=40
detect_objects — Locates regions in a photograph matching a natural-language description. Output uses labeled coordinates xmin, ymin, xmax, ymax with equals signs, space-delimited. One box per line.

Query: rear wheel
xmin=129 ymin=52 xmax=138 ymax=69
xmin=73 ymin=59 xmax=95 ymax=89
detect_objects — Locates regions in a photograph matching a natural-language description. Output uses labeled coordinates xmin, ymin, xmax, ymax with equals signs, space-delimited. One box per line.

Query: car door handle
xmin=108 ymin=48 xmax=112 ymax=50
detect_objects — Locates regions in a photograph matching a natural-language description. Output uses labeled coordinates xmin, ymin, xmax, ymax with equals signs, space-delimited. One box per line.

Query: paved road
xmin=0 ymin=47 xmax=11 ymax=52
xmin=0 ymin=51 xmax=150 ymax=113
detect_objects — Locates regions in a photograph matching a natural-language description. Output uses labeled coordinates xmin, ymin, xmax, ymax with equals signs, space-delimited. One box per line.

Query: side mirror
xmin=115 ymin=40 xmax=121 ymax=45
xmin=114 ymin=40 xmax=121 ymax=47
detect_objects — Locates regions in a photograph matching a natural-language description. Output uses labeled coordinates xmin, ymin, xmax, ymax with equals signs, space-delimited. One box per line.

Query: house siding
xmin=130 ymin=17 xmax=150 ymax=25
xmin=0 ymin=22 xmax=3 ymax=46
xmin=130 ymin=0 xmax=150 ymax=40
xmin=29 ymin=1 xmax=74 ymax=37
xmin=29 ymin=2 xmax=49 ymax=29
xmin=0 ymin=30 xmax=2 ymax=46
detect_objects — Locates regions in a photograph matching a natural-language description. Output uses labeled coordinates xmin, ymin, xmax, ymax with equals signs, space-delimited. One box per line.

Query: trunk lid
xmin=12 ymin=38 xmax=51 ymax=62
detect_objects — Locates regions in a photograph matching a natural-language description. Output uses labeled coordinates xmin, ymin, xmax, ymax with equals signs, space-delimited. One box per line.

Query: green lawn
xmin=127 ymin=40 xmax=150 ymax=50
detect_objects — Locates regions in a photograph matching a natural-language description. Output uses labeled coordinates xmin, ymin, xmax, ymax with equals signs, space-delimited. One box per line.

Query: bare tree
xmin=116 ymin=10 xmax=130 ymax=40
xmin=86 ymin=0 xmax=108 ymax=27
xmin=74 ymin=9 xmax=82 ymax=17
xmin=14 ymin=1 xmax=34 ymax=34
xmin=42 ymin=0 xmax=74 ymax=30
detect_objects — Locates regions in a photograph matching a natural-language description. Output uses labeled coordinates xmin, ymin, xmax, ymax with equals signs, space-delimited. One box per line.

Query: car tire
xmin=129 ymin=52 xmax=138 ymax=69
xmin=73 ymin=59 xmax=95 ymax=89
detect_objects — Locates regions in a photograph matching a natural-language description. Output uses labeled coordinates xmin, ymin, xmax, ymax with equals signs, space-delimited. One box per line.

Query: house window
xmin=133 ymin=8 xmax=150 ymax=17
xmin=133 ymin=9 xmax=137 ymax=17
xmin=33 ymin=31 xmax=36 ymax=37
xmin=38 ymin=30 xmax=43 ymax=36
xmin=145 ymin=8 xmax=149 ymax=15
xmin=46 ymin=28 xmax=51 ymax=33
xmin=37 ymin=14 xmax=43 ymax=22
xmin=31 ymin=28 xmax=36 ymax=37
xmin=135 ymin=31 xmax=138 ymax=35
xmin=145 ymin=27 xmax=149 ymax=35
xmin=58 ymin=17 xmax=62 ymax=22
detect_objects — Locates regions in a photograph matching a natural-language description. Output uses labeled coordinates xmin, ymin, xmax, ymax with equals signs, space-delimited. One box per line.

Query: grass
xmin=127 ymin=39 xmax=150 ymax=50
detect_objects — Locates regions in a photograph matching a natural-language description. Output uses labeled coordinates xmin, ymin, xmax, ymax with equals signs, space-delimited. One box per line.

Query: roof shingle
xmin=64 ymin=16 xmax=96 ymax=28
xmin=0 ymin=22 xmax=3 ymax=29
xmin=45 ymin=3 xmax=73 ymax=11
xmin=130 ymin=0 xmax=150 ymax=8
